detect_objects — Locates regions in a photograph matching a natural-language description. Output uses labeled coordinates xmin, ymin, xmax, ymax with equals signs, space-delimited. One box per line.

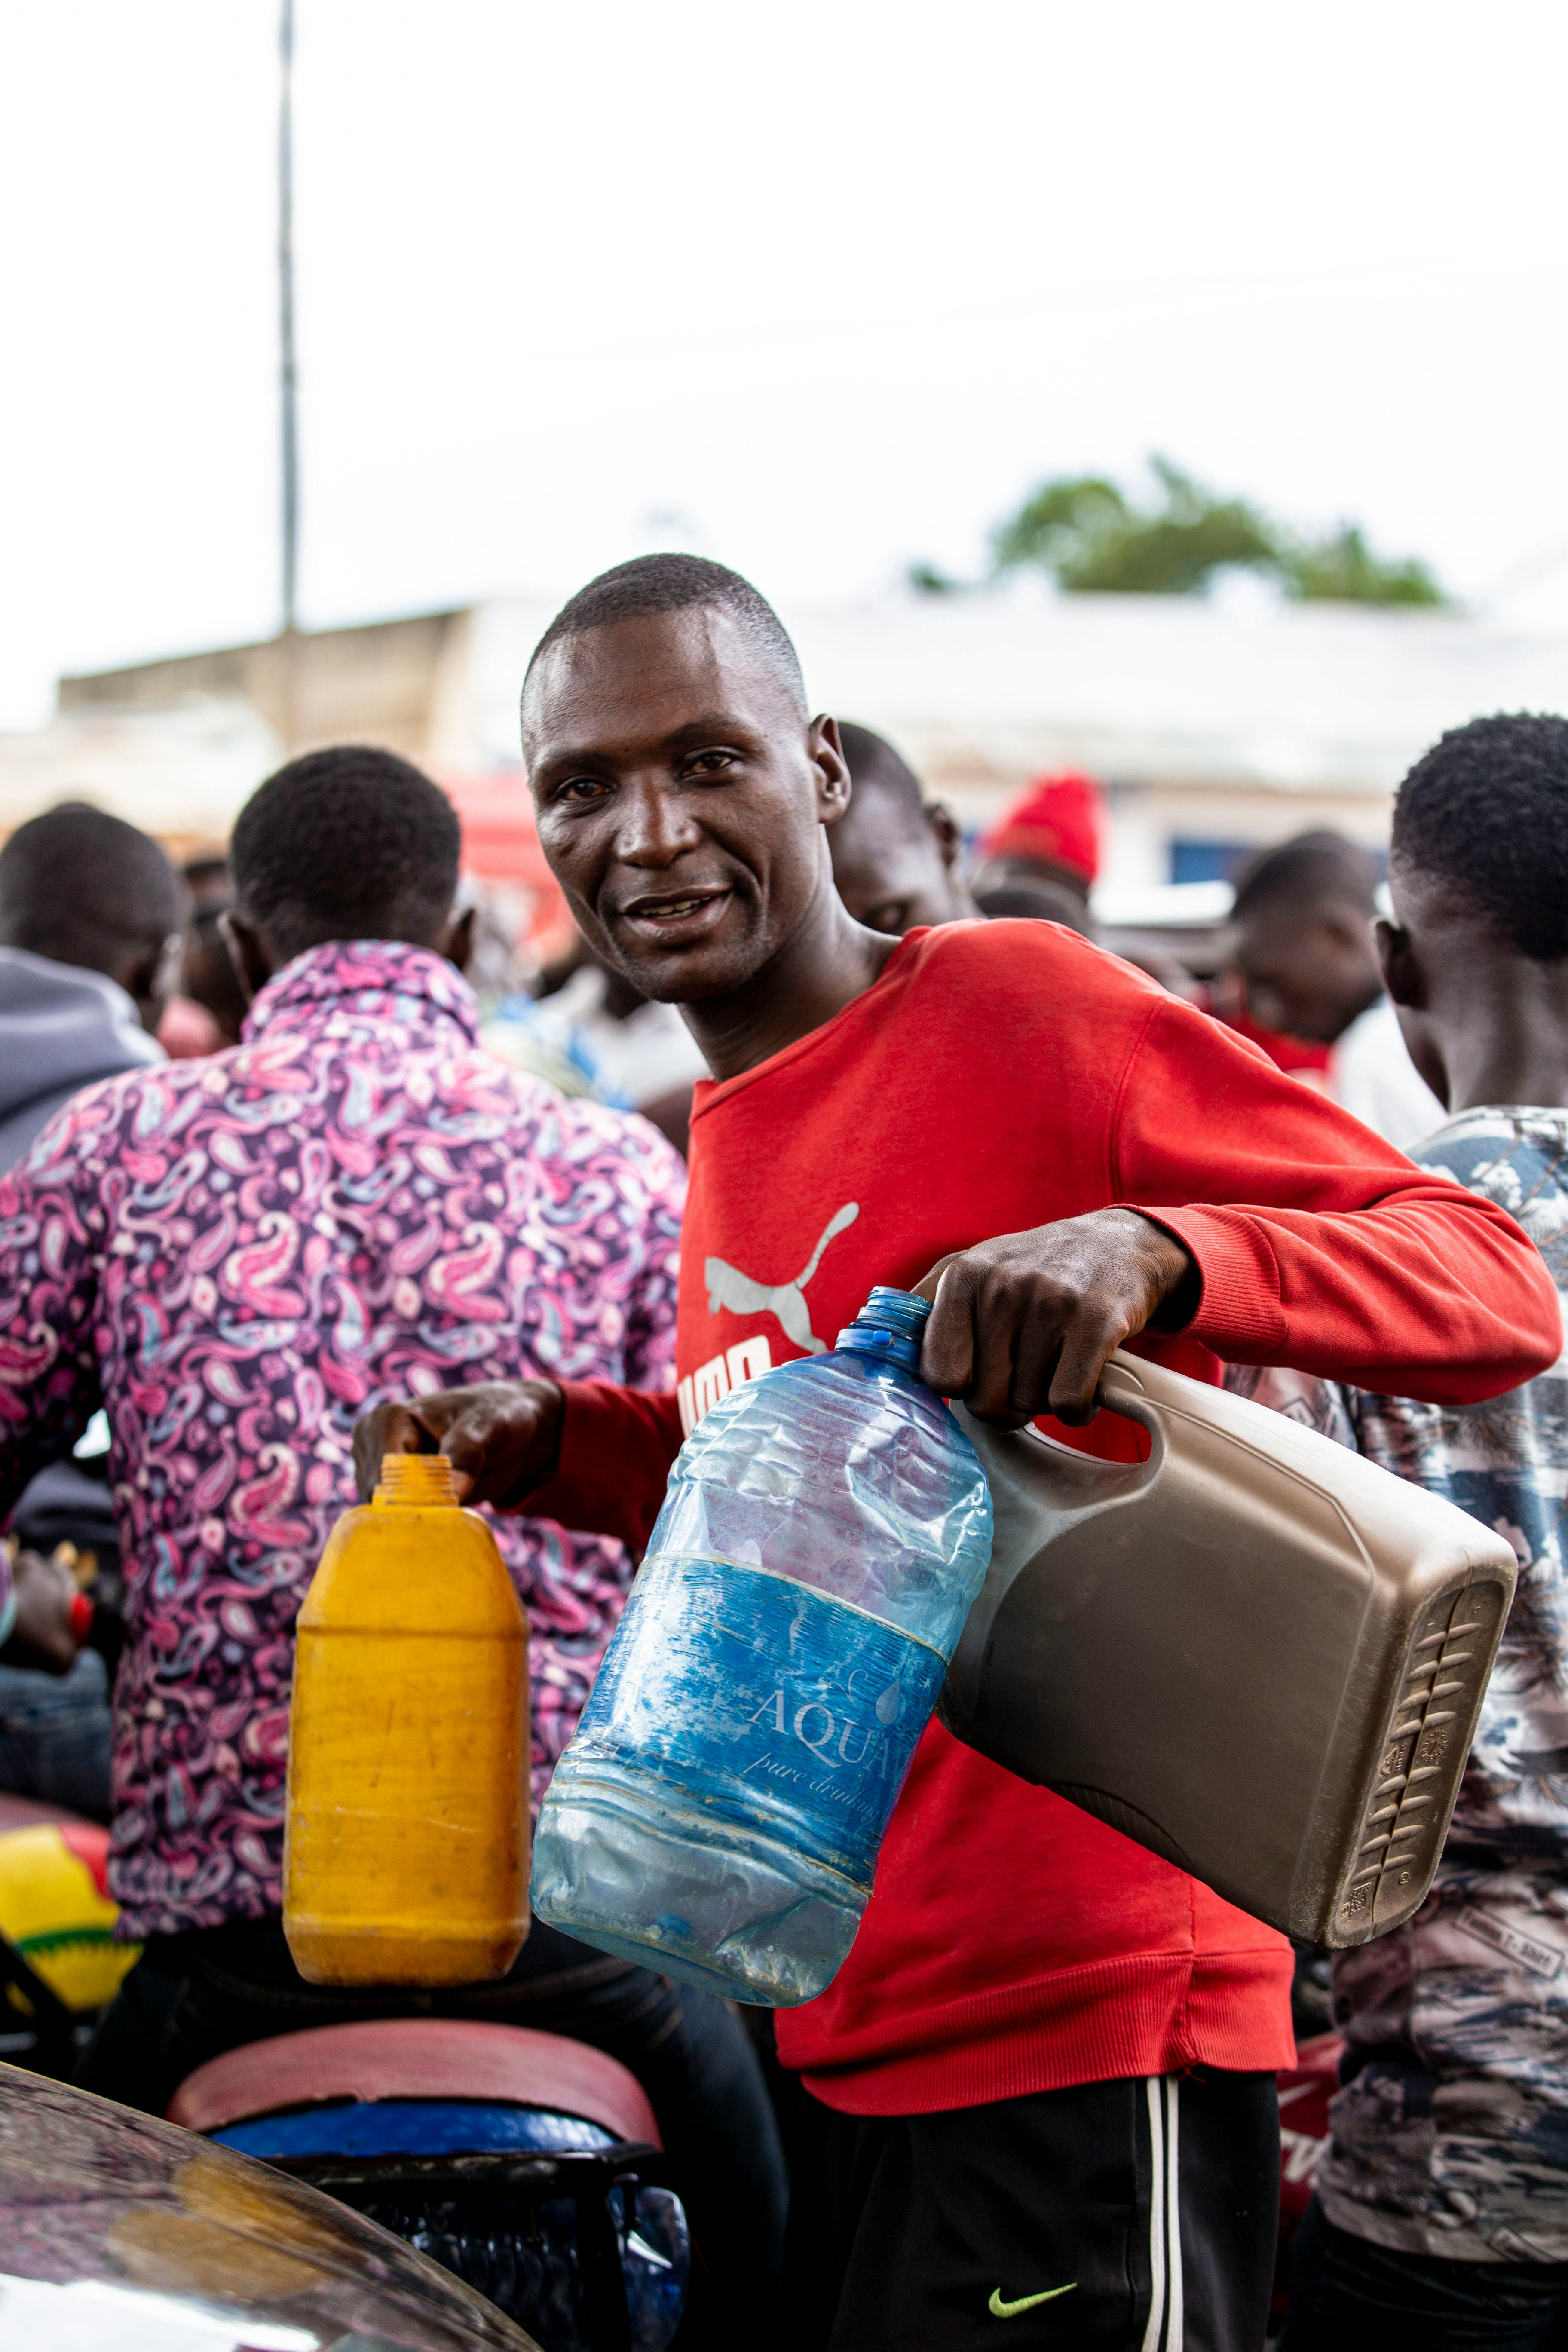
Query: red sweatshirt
xmin=529 ymin=921 xmax=1561 ymax=2115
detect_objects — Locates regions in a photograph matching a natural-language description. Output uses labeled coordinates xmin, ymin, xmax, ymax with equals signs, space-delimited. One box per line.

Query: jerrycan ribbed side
xmin=284 ymin=1452 xmax=530 ymax=1987
xmin=940 ymin=1350 xmax=1518 ymax=1948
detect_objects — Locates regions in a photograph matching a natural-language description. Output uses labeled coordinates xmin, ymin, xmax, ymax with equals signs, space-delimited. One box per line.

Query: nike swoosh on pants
xmin=989 ymin=2283 xmax=1077 ymax=2317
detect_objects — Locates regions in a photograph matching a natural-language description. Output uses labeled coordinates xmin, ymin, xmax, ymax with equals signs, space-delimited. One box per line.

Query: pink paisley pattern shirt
xmin=0 ymin=941 xmax=684 ymax=1938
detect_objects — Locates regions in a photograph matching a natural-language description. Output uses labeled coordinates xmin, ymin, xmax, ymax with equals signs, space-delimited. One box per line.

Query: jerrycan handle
xmin=1090 ymin=1352 xmax=1166 ymax=1475
xmin=956 ymin=1351 xmax=1165 ymax=1513
xmin=1031 ymin=1349 xmax=1165 ymax=1493
xmin=1023 ymin=1350 xmax=1167 ymax=1486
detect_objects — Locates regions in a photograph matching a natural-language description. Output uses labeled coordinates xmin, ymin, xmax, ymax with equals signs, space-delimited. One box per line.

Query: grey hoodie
xmin=0 ymin=945 xmax=164 ymax=1172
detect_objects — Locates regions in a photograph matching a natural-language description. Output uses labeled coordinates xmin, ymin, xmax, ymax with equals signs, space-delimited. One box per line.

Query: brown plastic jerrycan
xmin=938 ymin=1350 xmax=1518 ymax=1948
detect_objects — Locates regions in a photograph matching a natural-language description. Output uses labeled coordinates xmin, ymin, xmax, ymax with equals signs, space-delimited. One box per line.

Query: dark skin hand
xmin=352 ymin=1208 xmax=1200 ymax=1496
xmin=353 ymin=1380 xmax=564 ymax=1507
xmin=916 ymin=1208 xmax=1200 ymax=1428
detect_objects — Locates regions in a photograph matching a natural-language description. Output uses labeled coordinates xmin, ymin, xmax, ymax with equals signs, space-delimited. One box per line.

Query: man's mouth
xmin=616 ymin=887 xmax=733 ymax=944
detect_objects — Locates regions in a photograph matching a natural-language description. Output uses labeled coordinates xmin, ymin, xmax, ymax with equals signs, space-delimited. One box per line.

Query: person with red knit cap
xmin=971 ymin=770 xmax=1105 ymax=933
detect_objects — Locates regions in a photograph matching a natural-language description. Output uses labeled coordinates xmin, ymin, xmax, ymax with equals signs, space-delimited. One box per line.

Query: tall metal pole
xmin=278 ymin=0 xmax=299 ymax=643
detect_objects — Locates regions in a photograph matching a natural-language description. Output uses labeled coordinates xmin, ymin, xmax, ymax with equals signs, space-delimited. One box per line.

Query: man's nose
xmin=613 ymin=776 xmax=703 ymax=867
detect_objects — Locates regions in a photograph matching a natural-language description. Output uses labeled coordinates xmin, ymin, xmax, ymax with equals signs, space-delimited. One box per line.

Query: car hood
xmin=0 ymin=2062 xmax=538 ymax=2352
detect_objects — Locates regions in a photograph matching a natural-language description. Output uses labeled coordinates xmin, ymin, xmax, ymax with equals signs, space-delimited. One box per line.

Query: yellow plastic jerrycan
xmin=284 ymin=1452 xmax=530 ymax=1987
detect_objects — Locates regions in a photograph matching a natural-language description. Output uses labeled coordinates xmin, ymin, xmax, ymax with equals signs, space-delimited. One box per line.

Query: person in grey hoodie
xmin=0 ymin=802 xmax=184 ymax=1816
xmin=0 ymin=802 xmax=181 ymax=1164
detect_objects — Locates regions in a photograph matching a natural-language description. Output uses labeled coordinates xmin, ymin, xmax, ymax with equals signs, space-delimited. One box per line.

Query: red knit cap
xmin=979 ymin=772 xmax=1104 ymax=885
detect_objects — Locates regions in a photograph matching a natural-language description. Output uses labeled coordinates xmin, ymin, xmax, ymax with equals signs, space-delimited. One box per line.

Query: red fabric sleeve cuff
xmin=521 ymin=1378 xmax=683 ymax=1555
xmin=1123 ymin=1204 xmax=1289 ymax=1359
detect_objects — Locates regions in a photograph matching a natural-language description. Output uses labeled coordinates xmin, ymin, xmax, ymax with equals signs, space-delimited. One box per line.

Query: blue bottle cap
xmin=836 ymin=1286 xmax=931 ymax=1368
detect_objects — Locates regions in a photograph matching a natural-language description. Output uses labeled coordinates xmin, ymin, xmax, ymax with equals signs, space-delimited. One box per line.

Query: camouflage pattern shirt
xmin=1232 ymin=1106 xmax=1568 ymax=2263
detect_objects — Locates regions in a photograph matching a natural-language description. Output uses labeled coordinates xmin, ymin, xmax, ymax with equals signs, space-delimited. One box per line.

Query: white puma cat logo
xmin=704 ymin=1201 xmax=861 ymax=1356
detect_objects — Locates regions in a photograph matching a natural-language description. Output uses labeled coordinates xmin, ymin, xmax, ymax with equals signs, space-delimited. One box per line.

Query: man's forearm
xmin=1117 ymin=994 xmax=1564 ymax=1405
xmin=523 ymin=1380 xmax=685 ymax=1553
xmin=1155 ymin=1187 xmax=1562 ymax=1404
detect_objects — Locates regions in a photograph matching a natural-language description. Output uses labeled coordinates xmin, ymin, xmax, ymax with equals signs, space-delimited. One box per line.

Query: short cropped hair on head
xmin=230 ymin=745 xmax=462 ymax=966
xmin=0 ymin=801 xmax=182 ymax=968
xmin=1231 ymin=830 xmax=1379 ymax=923
xmin=838 ymin=723 xmax=927 ymax=836
xmin=1393 ymin=712 xmax=1568 ymax=961
xmin=523 ymin=554 xmax=807 ymax=719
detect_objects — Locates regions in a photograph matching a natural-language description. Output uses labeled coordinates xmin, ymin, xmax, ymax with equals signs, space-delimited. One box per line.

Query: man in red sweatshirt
xmin=357 ymin=556 xmax=1561 ymax=2352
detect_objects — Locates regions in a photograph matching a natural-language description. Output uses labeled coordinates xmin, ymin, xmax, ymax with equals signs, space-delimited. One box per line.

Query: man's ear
xmin=220 ymin=911 xmax=275 ymax=1006
xmin=438 ymin=905 xmax=478 ymax=975
xmin=927 ymin=802 xmax=964 ymax=873
xmin=811 ymin=716 xmax=852 ymax=829
xmin=1377 ymin=916 xmax=1427 ymax=1011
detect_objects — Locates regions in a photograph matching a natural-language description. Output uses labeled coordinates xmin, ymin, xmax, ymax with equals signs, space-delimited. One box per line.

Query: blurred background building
xmin=11 ymin=586 xmax=1568 ymax=965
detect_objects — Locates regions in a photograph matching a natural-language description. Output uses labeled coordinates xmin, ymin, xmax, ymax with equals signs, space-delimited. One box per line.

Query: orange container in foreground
xmin=284 ymin=1452 xmax=530 ymax=1986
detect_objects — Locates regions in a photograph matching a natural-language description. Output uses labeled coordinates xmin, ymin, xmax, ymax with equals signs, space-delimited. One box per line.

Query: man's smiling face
xmin=523 ymin=603 xmax=848 ymax=1004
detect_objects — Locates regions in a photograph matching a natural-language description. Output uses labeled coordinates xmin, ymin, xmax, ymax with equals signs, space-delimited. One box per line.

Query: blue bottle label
xmin=565 ymin=1555 xmax=947 ymax=1886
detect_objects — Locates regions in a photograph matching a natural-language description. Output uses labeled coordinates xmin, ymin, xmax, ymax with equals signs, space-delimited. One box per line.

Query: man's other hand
xmin=6 ymin=1546 xmax=80 ymax=1675
xmin=352 ymin=1381 xmax=565 ymax=1510
xmin=916 ymin=1208 xmax=1199 ymax=1427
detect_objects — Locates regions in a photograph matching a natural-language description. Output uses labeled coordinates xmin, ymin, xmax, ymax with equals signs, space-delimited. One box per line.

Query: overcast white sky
xmin=3 ymin=0 xmax=1567 ymax=728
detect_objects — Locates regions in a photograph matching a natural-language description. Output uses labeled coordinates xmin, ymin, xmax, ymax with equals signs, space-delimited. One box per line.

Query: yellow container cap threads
xmin=374 ymin=1452 xmax=462 ymax=1506
xmin=283 ymin=1451 xmax=530 ymax=1987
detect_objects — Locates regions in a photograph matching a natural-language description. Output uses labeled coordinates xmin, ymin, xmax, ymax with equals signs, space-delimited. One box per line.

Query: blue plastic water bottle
xmin=530 ymin=1287 xmax=993 ymax=2004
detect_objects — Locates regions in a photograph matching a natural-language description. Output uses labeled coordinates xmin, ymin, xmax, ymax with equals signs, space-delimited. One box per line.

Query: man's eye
xmin=685 ymin=750 xmax=737 ymax=778
xmin=555 ymin=777 xmax=610 ymax=804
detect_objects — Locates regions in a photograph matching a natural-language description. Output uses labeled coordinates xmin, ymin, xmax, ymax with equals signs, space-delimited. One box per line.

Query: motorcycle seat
xmin=166 ymin=2016 xmax=661 ymax=2148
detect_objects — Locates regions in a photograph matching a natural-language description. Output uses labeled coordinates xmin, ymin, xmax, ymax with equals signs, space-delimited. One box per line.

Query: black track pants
xmin=782 ymin=2066 xmax=1279 ymax=2351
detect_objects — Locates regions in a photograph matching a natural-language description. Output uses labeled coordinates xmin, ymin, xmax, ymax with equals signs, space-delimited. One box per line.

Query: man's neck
xmin=1439 ymin=955 xmax=1568 ymax=1116
xmin=680 ymin=879 xmax=900 ymax=1082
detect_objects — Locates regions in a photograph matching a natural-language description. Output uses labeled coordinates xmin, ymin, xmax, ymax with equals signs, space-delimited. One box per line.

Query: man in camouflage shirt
xmin=1238 ymin=715 xmax=1568 ymax=2347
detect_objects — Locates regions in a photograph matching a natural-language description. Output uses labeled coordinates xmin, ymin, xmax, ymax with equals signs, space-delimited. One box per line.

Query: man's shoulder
xmin=1412 ymin=1108 xmax=1568 ymax=1228
xmin=16 ymin=1048 xmax=234 ymax=1165
xmin=897 ymin=917 xmax=1167 ymax=1011
xmin=429 ymin=1043 xmax=686 ymax=1193
xmin=527 ymin=1081 xmax=687 ymax=1192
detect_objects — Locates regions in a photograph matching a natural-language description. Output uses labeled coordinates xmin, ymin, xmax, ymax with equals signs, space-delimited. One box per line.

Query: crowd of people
xmin=1 ymin=551 xmax=1565 ymax=2351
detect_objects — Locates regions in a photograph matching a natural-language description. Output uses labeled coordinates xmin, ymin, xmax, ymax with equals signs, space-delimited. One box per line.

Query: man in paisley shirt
xmin=0 ymin=746 xmax=788 ymax=2333
xmin=1231 ymin=717 xmax=1568 ymax=2348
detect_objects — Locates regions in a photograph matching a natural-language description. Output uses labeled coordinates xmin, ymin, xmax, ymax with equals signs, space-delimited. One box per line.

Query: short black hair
xmin=524 ymin=554 xmax=806 ymax=716
xmin=974 ymin=877 xmax=1090 ymax=931
xmin=1392 ymin=712 xmax=1568 ymax=959
xmin=0 ymin=802 xmax=182 ymax=968
xmin=230 ymin=745 xmax=461 ymax=964
xmin=838 ymin=723 xmax=927 ymax=835
xmin=1231 ymin=830 xmax=1379 ymax=922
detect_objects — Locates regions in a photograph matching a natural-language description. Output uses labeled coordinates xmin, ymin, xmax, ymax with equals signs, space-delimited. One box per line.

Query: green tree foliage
xmin=1274 ymin=524 xmax=1445 ymax=607
xmin=905 ymin=559 xmax=964 ymax=595
xmin=981 ymin=457 xmax=1448 ymax=606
